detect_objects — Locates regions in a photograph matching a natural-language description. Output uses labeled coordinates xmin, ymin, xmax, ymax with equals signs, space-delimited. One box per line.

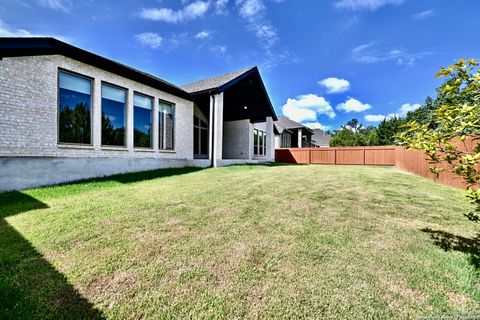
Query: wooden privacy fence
xmin=276 ymin=138 xmax=479 ymax=189
xmin=275 ymin=146 xmax=396 ymax=166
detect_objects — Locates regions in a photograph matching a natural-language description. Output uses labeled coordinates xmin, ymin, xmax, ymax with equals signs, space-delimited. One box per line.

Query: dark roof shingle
xmin=311 ymin=129 xmax=332 ymax=147
xmin=181 ymin=67 xmax=255 ymax=94
xmin=274 ymin=116 xmax=313 ymax=134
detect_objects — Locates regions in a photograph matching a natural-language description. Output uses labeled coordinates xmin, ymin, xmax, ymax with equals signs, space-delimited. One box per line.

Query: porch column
xmin=212 ymin=92 xmax=224 ymax=167
xmin=248 ymin=122 xmax=254 ymax=160
xmin=208 ymin=96 xmax=214 ymax=162
xmin=265 ymin=116 xmax=274 ymax=161
xmin=298 ymin=129 xmax=302 ymax=148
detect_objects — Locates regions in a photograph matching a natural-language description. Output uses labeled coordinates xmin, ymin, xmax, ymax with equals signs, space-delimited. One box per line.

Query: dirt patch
xmin=85 ymin=271 xmax=138 ymax=302
xmin=386 ymin=280 xmax=427 ymax=313
xmin=447 ymin=292 xmax=471 ymax=308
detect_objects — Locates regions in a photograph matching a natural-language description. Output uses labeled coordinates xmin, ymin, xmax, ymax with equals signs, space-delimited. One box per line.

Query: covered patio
xmin=182 ymin=67 xmax=277 ymax=167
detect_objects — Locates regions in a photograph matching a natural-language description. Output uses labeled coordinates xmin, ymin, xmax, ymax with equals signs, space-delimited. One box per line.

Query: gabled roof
xmin=183 ymin=66 xmax=277 ymax=121
xmin=181 ymin=67 xmax=255 ymax=94
xmin=275 ymin=116 xmax=313 ymax=134
xmin=311 ymin=129 xmax=332 ymax=147
xmin=0 ymin=37 xmax=192 ymax=100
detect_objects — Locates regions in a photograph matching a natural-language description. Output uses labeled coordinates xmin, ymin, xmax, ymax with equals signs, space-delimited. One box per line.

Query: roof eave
xmin=0 ymin=37 xmax=193 ymax=101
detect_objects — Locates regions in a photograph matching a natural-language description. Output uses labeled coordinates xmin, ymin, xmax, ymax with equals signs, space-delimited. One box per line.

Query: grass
xmin=1 ymin=164 xmax=479 ymax=319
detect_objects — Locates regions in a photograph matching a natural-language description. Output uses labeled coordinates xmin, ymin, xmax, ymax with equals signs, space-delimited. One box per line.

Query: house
xmin=0 ymin=37 xmax=277 ymax=191
xmin=311 ymin=129 xmax=331 ymax=147
xmin=274 ymin=116 xmax=313 ymax=148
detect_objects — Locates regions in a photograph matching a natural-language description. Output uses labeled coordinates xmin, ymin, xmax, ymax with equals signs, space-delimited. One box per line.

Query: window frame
xmin=57 ymin=68 xmax=94 ymax=146
xmin=133 ymin=91 xmax=154 ymax=150
xmin=253 ymin=129 xmax=266 ymax=157
xmin=282 ymin=131 xmax=292 ymax=148
xmin=100 ymin=81 xmax=128 ymax=148
xmin=193 ymin=115 xmax=209 ymax=157
xmin=158 ymin=99 xmax=175 ymax=151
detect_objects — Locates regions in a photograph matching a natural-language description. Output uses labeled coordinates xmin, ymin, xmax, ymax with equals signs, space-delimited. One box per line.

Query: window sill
xmin=158 ymin=149 xmax=176 ymax=153
xmin=134 ymin=148 xmax=155 ymax=153
xmin=101 ymin=146 xmax=128 ymax=151
xmin=57 ymin=144 xmax=94 ymax=150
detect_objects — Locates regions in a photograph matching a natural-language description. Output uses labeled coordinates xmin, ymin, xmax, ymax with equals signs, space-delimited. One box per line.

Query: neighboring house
xmin=311 ymin=129 xmax=331 ymax=147
xmin=0 ymin=37 xmax=277 ymax=191
xmin=274 ymin=116 xmax=313 ymax=148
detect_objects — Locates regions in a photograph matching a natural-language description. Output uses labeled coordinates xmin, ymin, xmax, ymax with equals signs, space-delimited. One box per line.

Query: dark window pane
xmin=101 ymin=84 xmax=126 ymax=146
xmin=194 ymin=127 xmax=199 ymax=155
xmin=201 ymin=129 xmax=208 ymax=155
xmin=58 ymin=71 xmax=91 ymax=144
xmin=133 ymin=94 xmax=152 ymax=148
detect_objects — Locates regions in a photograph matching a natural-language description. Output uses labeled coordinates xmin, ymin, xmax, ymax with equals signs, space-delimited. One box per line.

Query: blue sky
xmin=1 ymin=0 xmax=480 ymax=130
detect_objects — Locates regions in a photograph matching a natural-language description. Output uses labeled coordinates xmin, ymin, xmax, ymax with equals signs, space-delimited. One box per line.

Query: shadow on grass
xmin=0 ymin=192 xmax=104 ymax=319
xmin=64 ymin=166 xmax=205 ymax=186
xmin=421 ymin=228 xmax=480 ymax=271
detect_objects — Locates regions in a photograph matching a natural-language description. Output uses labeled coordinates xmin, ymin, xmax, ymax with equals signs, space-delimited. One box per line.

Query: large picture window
xmin=133 ymin=93 xmax=153 ymax=148
xmin=101 ymin=84 xmax=126 ymax=146
xmin=254 ymin=129 xmax=266 ymax=157
xmin=58 ymin=71 xmax=92 ymax=144
xmin=159 ymin=101 xmax=174 ymax=150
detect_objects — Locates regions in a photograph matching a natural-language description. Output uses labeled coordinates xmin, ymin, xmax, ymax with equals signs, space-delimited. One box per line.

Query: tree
xmin=377 ymin=116 xmax=405 ymax=145
xmin=330 ymin=119 xmax=378 ymax=147
xmin=341 ymin=118 xmax=363 ymax=133
xmin=397 ymin=59 xmax=480 ymax=221
xmin=405 ymin=96 xmax=436 ymax=126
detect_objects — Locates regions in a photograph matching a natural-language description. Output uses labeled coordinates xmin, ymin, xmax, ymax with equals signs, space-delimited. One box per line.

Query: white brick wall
xmin=222 ymin=119 xmax=250 ymax=159
xmin=0 ymin=55 xmax=194 ymax=160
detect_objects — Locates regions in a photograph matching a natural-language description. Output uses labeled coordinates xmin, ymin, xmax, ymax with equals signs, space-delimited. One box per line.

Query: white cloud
xmin=135 ymin=32 xmax=163 ymax=49
xmin=352 ymin=42 xmax=431 ymax=66
xmin=413 ymin=9 xmax=434 ymax=20
xmin=236 ymin=0 xmax=265 ymax=18
xmin=0 ymin=19 xmax=70 ymax=41
xmin=209 ymin=45 xmax=231 ymax=60
xmin=0 ymin=20 xmax=33 ymax=37
xmin=36 ymin=0 xmax=72 ymax=12
xmin=233 ymin=0 xmax=293 ymax=69
xmin=319 ymin=77 xmax=351 ymax=94
xmin=335 ymin=0 xmax=404 ymax=11
xmin=364 ymin=114 xmax=387 ymax=122
xmin=255 ymin=24 xmax=278 ymax=47
xmin=303 ymin=122 xmax=331 ymax=131
xmin=398 ymin=103 xmax=421 ymax=115
xmin=281 ymin=94 xmax=336 ymax=123
xmin=364 ymin=103 xmax=421 ymax=122
xmin=195 ymin=30 xmax=211 ymax=39
xmin=337 ymin=98 xmax=372 ymax=113
xmin=214 ymin=0 xmax=229 ymax=14
xmin=140 ymin=1 xmax=209 ymax=23
xmin=209 ymin=45 xmax=227 ymax=54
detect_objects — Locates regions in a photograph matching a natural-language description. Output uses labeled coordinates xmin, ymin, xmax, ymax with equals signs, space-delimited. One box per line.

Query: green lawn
xmin=1 ymin=165 xmax=479 ymax=319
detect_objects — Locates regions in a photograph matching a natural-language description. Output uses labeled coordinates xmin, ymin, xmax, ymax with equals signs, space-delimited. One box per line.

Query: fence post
xmin=334 ymin=149 xmax=337 ymax=165
xmin=309 ymin=149 xmax=312 ymax=164
xmin=363 ymin=148 xmax=366 ymax=165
